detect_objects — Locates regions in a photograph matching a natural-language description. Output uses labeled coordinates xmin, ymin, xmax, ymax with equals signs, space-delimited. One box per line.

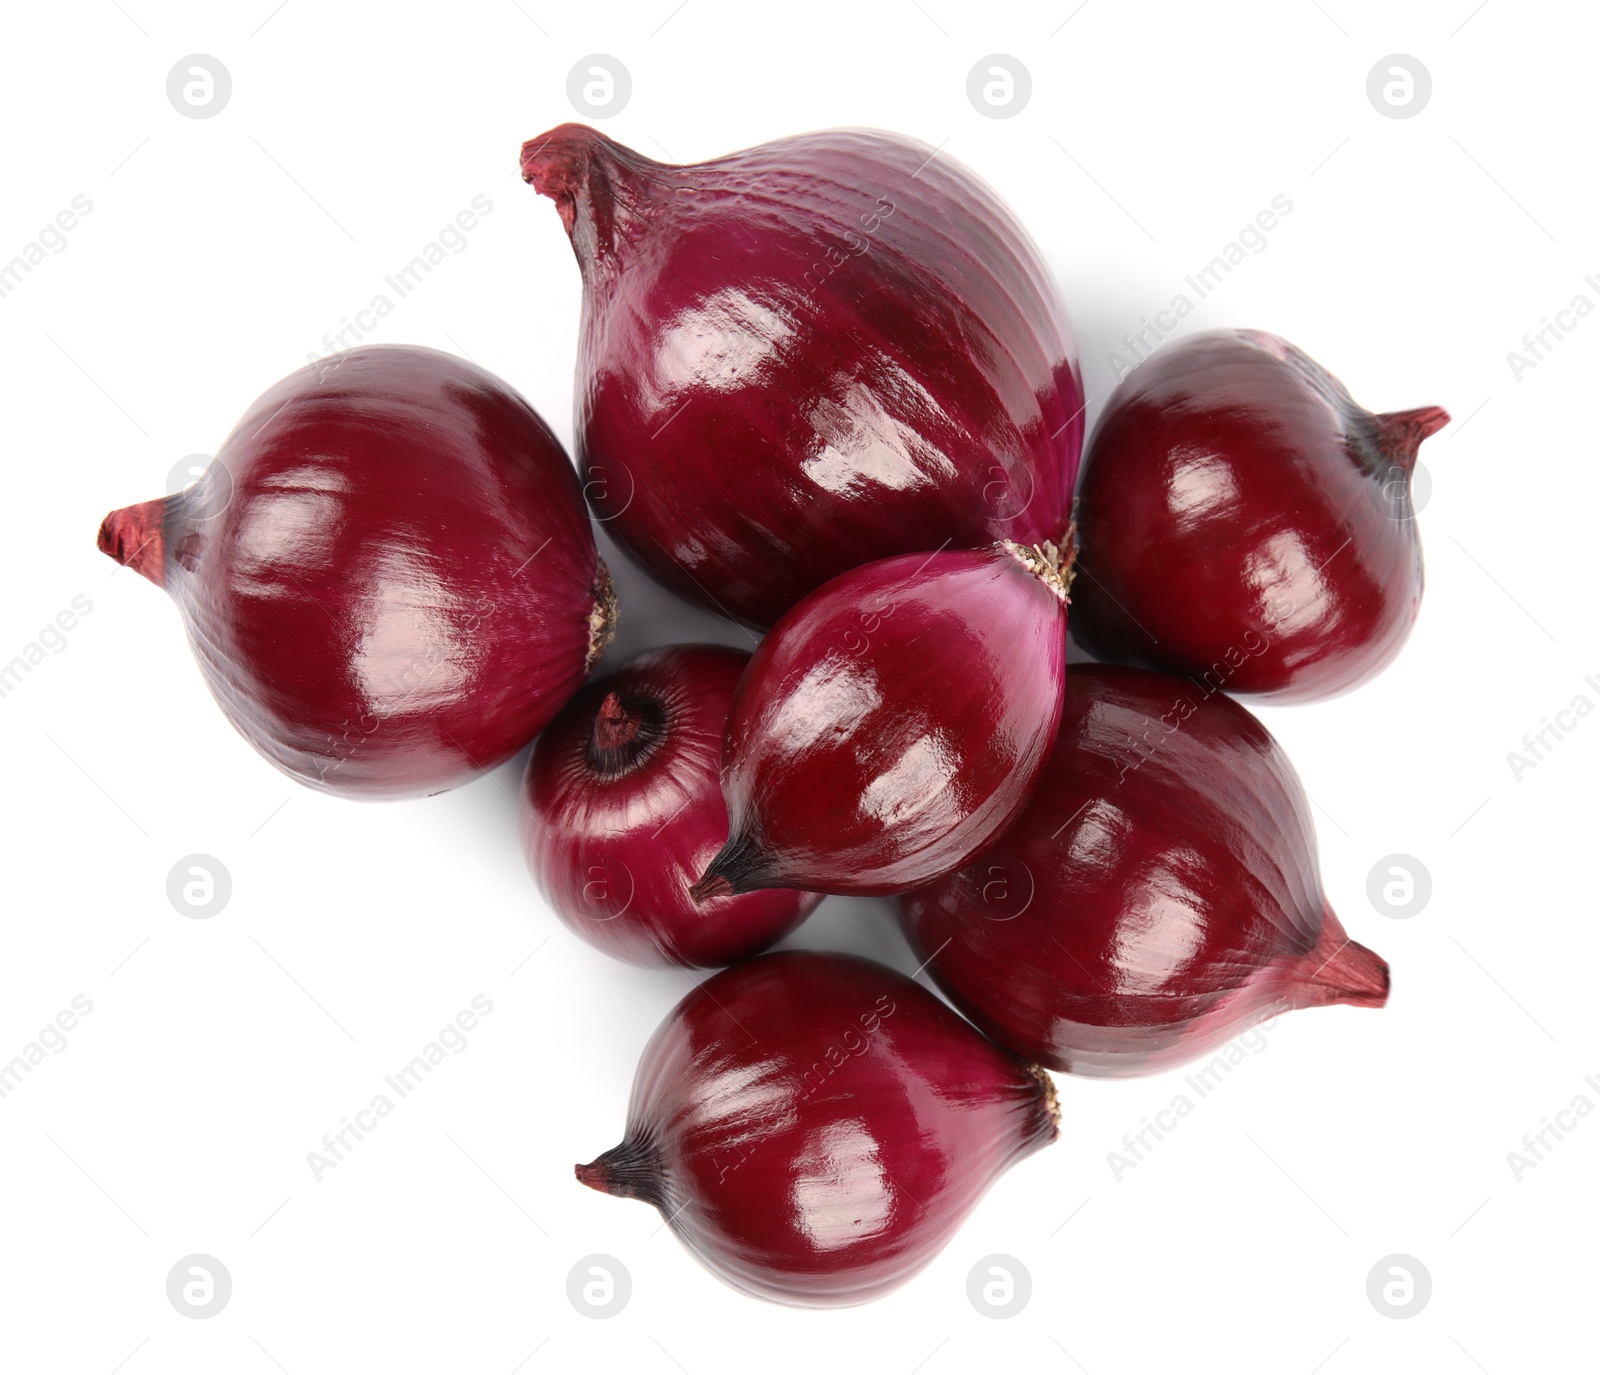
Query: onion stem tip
xmin=97 ymin=498 xmax=168 ymax=587
xmin=1373 ymin=405 xmax=1452 ymax=472
xmin=689 ymin=870 xmax=736 ymax=904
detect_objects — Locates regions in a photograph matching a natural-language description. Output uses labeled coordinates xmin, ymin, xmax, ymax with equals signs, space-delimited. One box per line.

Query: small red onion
xmin=1071 ymin=329 xmax=1449 ymax=702
xmin=577 ymin=950 xmax=1059 ymax=1307
xmin=98 ymin=345 xmax=614 ymax=798
xmin=693 ymin=541 xmax=1070 ymax=898
xmin=521 ymin=123 xmax=1083 ymax=628
xmin=522 ymin=644 xmax=821 ymax=968
xmin=897 ymin=664 xmax=1389 ymax=1077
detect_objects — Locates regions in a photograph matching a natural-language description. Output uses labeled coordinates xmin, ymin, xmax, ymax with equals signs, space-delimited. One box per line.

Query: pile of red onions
xmin=95 ymin=120 xmax=1438 ymax=1309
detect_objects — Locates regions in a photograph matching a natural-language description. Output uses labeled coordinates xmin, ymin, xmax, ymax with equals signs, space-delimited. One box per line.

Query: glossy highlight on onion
xmin=521 ymin=122 xmax=1084 ymax=628
xmin=98 ymin=345 xmax=614 ymax=798
xmin=693 ymin=541 xmax=1070 ymax=898
xmin=1071 ymin=328 xmax=1448 ymax=702
xmin=576 ymin=950 xmax=1058 ymax=1306
xmin=897 ymin=664 xmax=1389 ymax=1077
xmin=522 ymin=644 xmax=821 ymax=967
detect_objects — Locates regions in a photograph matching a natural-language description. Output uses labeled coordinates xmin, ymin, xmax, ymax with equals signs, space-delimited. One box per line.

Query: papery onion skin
xmin=523 ymin=644 xmax=821 ymax=967
xmin=521 ymin=123 xmax=1084 ymax=629
xmin=694 ymin=542 xmax=1069 ymax=898
xmin=1071 ymin=329 xmax=1448 ymax=703
xmin=576 ymin=950 xmax=1059 ymax=1307
xmin=97 ymin=345 xmax=613 ymax=799
xmin=897 ymin=664 xmax=1389 ymax=1078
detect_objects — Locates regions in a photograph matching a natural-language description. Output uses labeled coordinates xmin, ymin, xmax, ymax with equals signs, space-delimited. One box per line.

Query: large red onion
xmin=522 ymin=644 xmax=821 ymax=967
xmin=577 ymin=950 xmax=1058 ymax=1307
xmin=897 ymin=664 xmax=1389 ymax=1077
xmin=1071 ymin=329 xmax=1448 ymax=702
xmin=98 ymin=345 xmax=613 ymax=798
xmin=693 ymin=541 xmax=1069 ymax=898
xmin=520 ymin=123 xmax=1083 ymax=628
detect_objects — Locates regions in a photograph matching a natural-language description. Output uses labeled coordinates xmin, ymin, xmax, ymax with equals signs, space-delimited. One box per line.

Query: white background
xmin=1 ymin=1 xmax=1593 ymax=1371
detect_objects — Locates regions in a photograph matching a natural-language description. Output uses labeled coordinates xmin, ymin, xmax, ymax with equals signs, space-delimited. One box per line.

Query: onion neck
xmin=98 ymin=497 xmax=169 ymax=587
xmin=520 ymin=124 xmax=671 ymax=282
xmin=1294 ymin=904 xmax=1390 ymax=1008
xmin=691 ymin=831 xmax=774 ymax=902
xmin=576 ymin=1137 xmax=667 ymax=1208
xmin=583 ymin=685 xmax=665 ymax=779
xmin=594 ymin=692 xmax=640 ymax=751
xmin=1348 ymin=404 xmax=1450 ymax=480
xmin=1370 ymin=405 xmax=1451 ymax=474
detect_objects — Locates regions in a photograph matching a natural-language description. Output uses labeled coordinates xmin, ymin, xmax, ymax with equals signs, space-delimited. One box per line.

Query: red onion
xmin=522 ymin=644 xmax=821 ymax=967
xmin=1071 ymin=329 xmax=1449 ymax=702
xmin=577 ymin=950 xmax=1058 ymax=1306
xmin=98 ymin=345 xmax=614 ymax=799
xmin=897 ymin=664 xmax=1389 ymax=1078
xmin=520 ymin=123 xmax=1083 ymax=628
xmin=692 ymin=541 xmax=1070 ymax=898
